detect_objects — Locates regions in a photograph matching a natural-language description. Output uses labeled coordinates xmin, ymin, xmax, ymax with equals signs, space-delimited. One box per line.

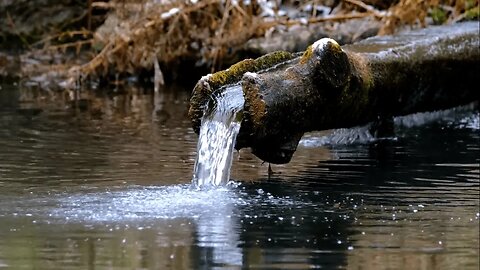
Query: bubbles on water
xmin=50 ymin=184 xmax=243 ymax=222
xmin=10 ymin=181 xmax=309 ymax=226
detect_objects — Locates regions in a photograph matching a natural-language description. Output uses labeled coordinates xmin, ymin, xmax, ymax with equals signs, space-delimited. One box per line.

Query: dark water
xmin=0 ymin=84 xmax=478 ymax=270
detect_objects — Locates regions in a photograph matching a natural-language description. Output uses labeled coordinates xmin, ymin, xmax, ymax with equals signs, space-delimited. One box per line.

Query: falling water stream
xmin=192 ymin=84 xmax=245 ymax=187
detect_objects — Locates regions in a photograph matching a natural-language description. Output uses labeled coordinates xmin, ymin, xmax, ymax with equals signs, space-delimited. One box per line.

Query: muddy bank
xmin=189 ymin=22 xmax=480 ymax=164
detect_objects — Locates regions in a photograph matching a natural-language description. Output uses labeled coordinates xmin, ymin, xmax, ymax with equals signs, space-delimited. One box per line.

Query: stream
xmin=0 ymin=83 xmax=478 ymax=269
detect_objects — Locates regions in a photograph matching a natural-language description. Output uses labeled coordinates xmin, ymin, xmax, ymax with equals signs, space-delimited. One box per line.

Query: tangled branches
xmin=10 ymin=0 xmax=479 ymax=88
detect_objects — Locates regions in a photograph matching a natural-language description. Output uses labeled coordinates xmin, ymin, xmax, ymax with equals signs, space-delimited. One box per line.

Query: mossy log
xmin=189 ymin=22 xmax=480 ymax=164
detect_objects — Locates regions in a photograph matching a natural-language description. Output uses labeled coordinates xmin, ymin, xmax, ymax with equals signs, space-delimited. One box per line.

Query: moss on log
xmin=189 ymin=22 xmax=480 ymax=164
xmin=188 ymin=51 xmax=296 ymax=133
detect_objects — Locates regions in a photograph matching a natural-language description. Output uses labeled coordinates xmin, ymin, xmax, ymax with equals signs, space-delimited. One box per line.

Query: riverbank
xmin=1 ymin=0 xmax=478 ymax=90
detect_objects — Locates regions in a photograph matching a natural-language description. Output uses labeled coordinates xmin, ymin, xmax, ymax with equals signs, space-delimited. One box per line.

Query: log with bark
xmin=189 ymin=22 xmax=480 ymax=164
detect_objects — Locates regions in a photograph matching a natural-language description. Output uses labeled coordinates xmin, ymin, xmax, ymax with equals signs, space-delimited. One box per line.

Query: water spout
xmin=192 ymin=84 xmax=245 ymax=187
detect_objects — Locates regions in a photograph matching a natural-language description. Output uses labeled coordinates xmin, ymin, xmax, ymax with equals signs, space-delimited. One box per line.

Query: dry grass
xmin=379 ymin=0 xmax=479 ymax=35
xmin=17 ymin=0 xmax=478 ymax=88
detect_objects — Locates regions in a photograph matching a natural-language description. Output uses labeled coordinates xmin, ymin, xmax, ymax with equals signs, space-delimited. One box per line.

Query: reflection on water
xmin=0 ymin=84 xmax=478 ymax=269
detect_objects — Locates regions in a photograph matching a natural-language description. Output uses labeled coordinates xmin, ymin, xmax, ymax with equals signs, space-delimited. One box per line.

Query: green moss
xmin=465 ymin=6 xmax=479 ymax=20
xmin=207 ymin=51 xmax=294 ymax=89
xmin=209 ymin=59 xmax=256 ymax=89
xmin=300 ymin=45 xmax=313 ymax=64
xmin=430 ymin=6 xmax=447 ymax=25
xmin=191 ymin=49 xmax=297 ymax=131
xmin=254 ymin=51 xmax=294 ymax=71
xmin=466 ymin=0 xmax=477 ymax=9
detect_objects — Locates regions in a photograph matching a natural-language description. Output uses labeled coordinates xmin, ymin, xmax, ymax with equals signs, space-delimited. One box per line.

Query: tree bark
xmin=189 ymin=22 xmax=480 ymax=164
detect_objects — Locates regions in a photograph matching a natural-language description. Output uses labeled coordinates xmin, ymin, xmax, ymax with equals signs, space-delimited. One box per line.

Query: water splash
xmin=192 ymin=84 xmax=245 ymax=187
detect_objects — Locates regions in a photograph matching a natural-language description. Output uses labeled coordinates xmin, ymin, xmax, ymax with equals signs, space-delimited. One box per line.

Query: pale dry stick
xmin=45 ymin=40 xmax=94 ymax=54
xmin=265 ymin=12 xmax=374 ymax=28
xmin=153 ymin=53 xmax=164 ymax=91
xmin=232 ymin=2 xmax=249 ymax=18
xmin=91 ymin=1 xmax=147 ymax=12
xmin=91 ymin=1 xmax=114 ymax=9
xmin=311 ymin=0 xmax=318 ymax=18
xmin=31 ymin=30 xmax=92 ymax=46
xmin=344 ymin=0 xmax=384 ymax=18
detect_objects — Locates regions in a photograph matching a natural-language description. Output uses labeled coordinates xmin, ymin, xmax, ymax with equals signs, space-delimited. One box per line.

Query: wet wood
xmin=189 ymin=22 xmax=480 ymax=164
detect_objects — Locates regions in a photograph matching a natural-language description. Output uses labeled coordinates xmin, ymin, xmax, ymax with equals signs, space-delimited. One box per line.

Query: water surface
xmin=0 ymin=84 xmax=478 ymax=269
